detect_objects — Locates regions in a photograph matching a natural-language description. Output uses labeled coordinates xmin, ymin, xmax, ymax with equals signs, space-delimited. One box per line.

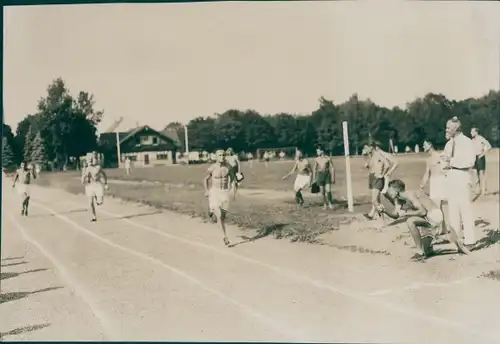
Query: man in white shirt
xmin=443 ymin=117 xmax=477 ymax=248
xmin=471 ymin=127 xmax=492 ymax=198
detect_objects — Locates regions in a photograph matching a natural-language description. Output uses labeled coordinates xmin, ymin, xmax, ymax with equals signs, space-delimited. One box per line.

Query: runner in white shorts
xmin=379 ymin=179 xmax=469 ymax=259
xmin=282 ymin=149 xmax=312 ymax=207
xmin=203 ymin=149 xmax=236 ymax=247
xmin=81 ymin=155 xmax=109 ymax=222
xmin=12 ymin=161 xmax=37 ymax=216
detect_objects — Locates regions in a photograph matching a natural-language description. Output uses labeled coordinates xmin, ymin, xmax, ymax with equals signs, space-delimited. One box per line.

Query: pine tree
xmin=2 ymin=137 xmax=16 ymax=170
xmin=30 ymin=132 xmax=47 ymax=168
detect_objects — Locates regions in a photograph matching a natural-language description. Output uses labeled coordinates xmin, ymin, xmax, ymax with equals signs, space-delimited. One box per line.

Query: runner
xmin=470 ymin=127 xmax=492 ymax=199
xmin=12 ymin=161 xmax=37 ymax=216
xmin=420 ymin=139 xmax=447 ymax=235
xmin=312 ymin=146 xmax=335 ymax=210
xmin=226 ymin=147 xmax=243 ymax=199
xmin=363 ymin=141 xmax=398 ymax=220
xmin=81 ymin=154 xmax=109 ymax=222
xmin=378 ymin=179 xmax=470 ymax=259
xmin=282 ymin=149 xmax=312 ymax=207
xmin=203 ymin=149 xmax=236 ymax=246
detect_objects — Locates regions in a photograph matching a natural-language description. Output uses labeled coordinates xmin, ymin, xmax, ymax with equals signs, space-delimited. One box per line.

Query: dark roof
xmin=99 ymin=125 xmax=181 ymax=147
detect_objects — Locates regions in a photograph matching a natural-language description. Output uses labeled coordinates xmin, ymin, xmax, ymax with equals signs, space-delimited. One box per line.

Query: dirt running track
xmin=2 ymin=185 xmax=500 ymax=343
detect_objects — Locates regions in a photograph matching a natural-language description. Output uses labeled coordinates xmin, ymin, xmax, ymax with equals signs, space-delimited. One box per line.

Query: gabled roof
xmin=99 ymin=125 xmax=181 ymax=147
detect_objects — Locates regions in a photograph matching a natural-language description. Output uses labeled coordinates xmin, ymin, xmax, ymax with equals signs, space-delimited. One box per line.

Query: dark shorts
xmin=316 ymin=171 xmax=332 ymax=186
xmin=475 ymin=156 xmax=486 ymax=171
xmin=368 ymin=173 xmax=385 ymax=191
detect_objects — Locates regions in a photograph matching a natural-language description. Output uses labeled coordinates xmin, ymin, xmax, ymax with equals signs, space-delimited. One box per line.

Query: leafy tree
xmin=2 ymin=137 xmax=16 ymax=170
xmin=165 ymin=122 xmax=186 ymax=152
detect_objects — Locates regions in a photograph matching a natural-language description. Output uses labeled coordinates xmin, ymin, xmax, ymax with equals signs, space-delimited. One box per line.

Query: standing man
xmin=263 ymin=151 xmax=270 ymax=168
xmin=282 ymin=149 xmax=312 ymax=207
xmin=204 ymin=149 xmax=236 ymax=247
xmin=363 ymin=141 xmax=399 ymax=220
xmin=12 ymin=161 xmax=37 ymax=216
xmin=420 ymin=139 xmax=447 ymax=235
xmin=312 ymin=146 xmax=336 ymax=210
xmin=82 ymin=154 xmax=109 ymax=222
xmin=125 ymin=157 xmax=131 ymax=175
xmin=471 ymin=127 xmax=492 ymax=198
xmin=443 ymin=117 xmax=476 ymax=248
xmin=225 ymin=148 xmax=242 ymax=199
xmin=246 ymin=152 xmax=254 ymax=169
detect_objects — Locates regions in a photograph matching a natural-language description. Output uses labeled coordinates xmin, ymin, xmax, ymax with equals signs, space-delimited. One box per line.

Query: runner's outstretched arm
xmin=12 ymin=172 xmax=19 ymax=188
xmin=282 ymin=162 xmax=297 ymax=180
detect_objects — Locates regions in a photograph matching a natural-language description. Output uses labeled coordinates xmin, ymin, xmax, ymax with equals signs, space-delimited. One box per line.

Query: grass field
xmin=38 ymin=150 xmax=499 ymax=248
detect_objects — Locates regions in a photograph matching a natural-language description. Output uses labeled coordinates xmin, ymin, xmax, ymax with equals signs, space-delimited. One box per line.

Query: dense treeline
xmin=167 ymin=91 xmax=500 ymax=156
xmin=3 ymin=77 xmax=499 ymax=172
xmin=2 ymin=78 xmax=103 ymax=171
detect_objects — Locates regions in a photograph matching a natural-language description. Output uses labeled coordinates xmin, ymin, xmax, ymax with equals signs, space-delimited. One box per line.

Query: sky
xmin=3 ymin=1 xmax=500 ymax=133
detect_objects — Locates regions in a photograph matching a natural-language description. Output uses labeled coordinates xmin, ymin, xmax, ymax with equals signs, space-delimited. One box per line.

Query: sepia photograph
xmin=2 ymin=0 xmax=500 ymax=342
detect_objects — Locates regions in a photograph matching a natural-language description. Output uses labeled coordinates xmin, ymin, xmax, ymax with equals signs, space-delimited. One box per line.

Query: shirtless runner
xmin=282 ymin=149 xmax=312 ymax=207
xmin=225 ymin=147 xmax=243 ymax=199
xmin=12 ymin=161 xmax=37 ymax=216
xmin=204 ymin=149 xmax=236 ymax=246
xmin=364 ymin=141 xmax=398 ymax=220
xmin=312 ymin=146 xmax=336 ymax=210
xmin=378 ymin=179 xmax=470 ymax=259
xmin=81 ymin=154 xmax=109 ymax=222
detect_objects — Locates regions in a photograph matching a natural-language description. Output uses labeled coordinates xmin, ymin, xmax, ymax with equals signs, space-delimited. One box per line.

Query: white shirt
xmin=443 ymin=132 xmax=476 ymax=170
xmin=472 ymin=135 xmax=492 ymax=156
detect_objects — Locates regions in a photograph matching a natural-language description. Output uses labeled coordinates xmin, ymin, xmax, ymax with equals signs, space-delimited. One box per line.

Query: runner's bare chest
xmin=210 ymin=164 xmax=231 ymax=189
xmin=18 ymin=169 xmax=33 ymax=184
xmin=316 ymin=157 xmax=331 ymax=172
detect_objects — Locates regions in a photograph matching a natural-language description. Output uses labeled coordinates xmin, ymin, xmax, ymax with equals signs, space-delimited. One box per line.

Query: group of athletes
xmin=8 ymin=119 xmax=491 ymax=257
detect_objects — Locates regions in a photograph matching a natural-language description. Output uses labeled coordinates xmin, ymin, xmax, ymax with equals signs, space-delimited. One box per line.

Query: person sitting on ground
xmin=378 ymin=179 xmax=470 ymax=259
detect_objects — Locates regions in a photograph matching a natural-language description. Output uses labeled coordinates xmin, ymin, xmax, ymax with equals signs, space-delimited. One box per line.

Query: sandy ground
xmin=2 ymin=184 xmax=500 ymax=342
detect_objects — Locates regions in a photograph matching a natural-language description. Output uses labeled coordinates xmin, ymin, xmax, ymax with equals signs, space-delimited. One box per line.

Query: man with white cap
xmin=443 ymin=116 xmax=477 ymax=248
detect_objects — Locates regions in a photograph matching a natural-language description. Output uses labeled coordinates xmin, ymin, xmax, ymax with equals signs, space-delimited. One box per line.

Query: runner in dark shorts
xmin=368 ymin=173 xmax=385 ymax=191
xmin=312 ymin=146 xmax=336 ymax=210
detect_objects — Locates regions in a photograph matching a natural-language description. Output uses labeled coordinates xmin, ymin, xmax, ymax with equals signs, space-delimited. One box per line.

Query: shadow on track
xmin=0 ymin=323 xmax=51 ymax=340
xmin=1 ymin=269 xmax=48 ymax=282
xmin=0 ymin=286 xmax=64 ymax=305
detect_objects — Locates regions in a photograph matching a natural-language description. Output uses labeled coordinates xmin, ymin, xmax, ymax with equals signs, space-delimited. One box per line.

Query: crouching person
xmin=377 ymin=179 xmax=444 ymax=259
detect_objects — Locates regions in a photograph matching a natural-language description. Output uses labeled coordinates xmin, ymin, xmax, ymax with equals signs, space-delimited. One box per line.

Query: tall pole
xmin=116 ymin=131 xmax=121 ymax=168
xmin=343 ymin=121 xmax=354 ymax=213
xmin=184 ymin=124 xmax=189 ymax=154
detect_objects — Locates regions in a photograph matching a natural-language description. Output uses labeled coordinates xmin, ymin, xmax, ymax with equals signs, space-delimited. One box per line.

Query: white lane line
xmin=37 ymin=189 xmax=500 ymax=343
xmin=368 ymin=277 xmax=477 ymax=296
xmin=85 ymin=203 xmax=500 ymax=343
xmin=7 ymin=213 xmax=120 ymax=341
xmin=32 ymin=200 xmax=307 ymax=342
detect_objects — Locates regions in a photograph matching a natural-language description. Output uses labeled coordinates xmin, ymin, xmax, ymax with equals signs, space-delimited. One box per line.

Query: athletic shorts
xmin=475 ymin=156 xmax=486 ymax=171
xmin=294 ymin=174 xmax=311 ymax=192
xmin=16 ymin=184 xmax=30 ymax=197
xmin=368 ymin=173 xmax=385 ymax=191
xmin=85 ymin=183 xmax=104 ymax=202
xmin=316 ymin=171 xmax=332 ymax=186
xmin=414 ymin=208 xmax=444 ymax=237
xmin=209 ymin=188 xmax=231 ymax=212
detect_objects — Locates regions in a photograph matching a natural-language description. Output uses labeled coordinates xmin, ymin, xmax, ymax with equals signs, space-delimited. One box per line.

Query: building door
xmin=144 ymin=154 xmax=149 ymax=165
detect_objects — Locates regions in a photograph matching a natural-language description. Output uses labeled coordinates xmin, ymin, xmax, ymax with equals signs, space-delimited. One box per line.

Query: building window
xmin=140 ymin=136 xmax=149 ymax=144
xmin=152 ymin=137 xmax=159 ymax=145
xmin=157 ymin=153 xmax=169 ymax=160
xmin=128 ymin=155 xmax=137 ymax=161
